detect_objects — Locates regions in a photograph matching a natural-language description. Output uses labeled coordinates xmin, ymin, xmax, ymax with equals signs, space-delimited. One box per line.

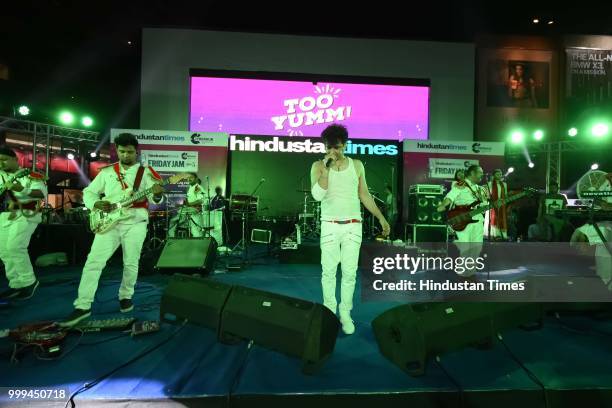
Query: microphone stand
xmin=206 ymin=177 xmax=212 ymax=239
xmin=483 ymin=173 xmax=492 ymax=241
xmin=233 ymin=179 xmax=265 ymax=264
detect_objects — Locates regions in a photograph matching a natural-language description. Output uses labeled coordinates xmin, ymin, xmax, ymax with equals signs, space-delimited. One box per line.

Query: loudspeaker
xmin=407 ymin=192 xmax=444 ymax=225
xmin=160 ymin=274 xmax=232 ymax=331
xmin=372 ymin=302 xmax=544 ymax=376
xmin=155 ymin=238 xmax=217 ymax=275
xmin=219 ymin=285 xmax=340 ymax=374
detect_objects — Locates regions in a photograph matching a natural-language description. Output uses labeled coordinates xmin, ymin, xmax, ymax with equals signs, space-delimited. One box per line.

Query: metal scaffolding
xmin=0 ymin=116 xmax=100 ymax=178
xmin=506 ymin=140 xmax=600 ymax=193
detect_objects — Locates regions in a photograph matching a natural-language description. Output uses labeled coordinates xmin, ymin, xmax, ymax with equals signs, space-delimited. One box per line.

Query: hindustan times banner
xmin=111 ymin=129 xmax=227 ymax=147
xmin=109 ymin=129 xmax=229 ymax=209
xmin=428 ymin=158 xmax=480 ymax=179
xmin=360 ymin=242 xmax=612 ymax=303
xmin=140 ymin=150 xmax=198 ymax=173
xmin=404 ymin=140 xmax=505 ymax=156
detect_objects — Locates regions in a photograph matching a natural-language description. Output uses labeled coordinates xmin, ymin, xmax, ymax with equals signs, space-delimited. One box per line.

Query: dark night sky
xmin=2 ymin=0 xmax=612 ymax=131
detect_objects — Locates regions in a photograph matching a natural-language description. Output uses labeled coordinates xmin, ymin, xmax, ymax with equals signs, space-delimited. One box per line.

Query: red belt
xmin=324 ymin=219 xmax=362 ymax=224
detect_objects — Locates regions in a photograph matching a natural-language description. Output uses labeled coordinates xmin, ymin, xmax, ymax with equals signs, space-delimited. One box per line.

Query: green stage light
xmin=533 ymin=130 xmax=544 ymax=141
xmin=591 ymin=123 xmax=609 ymax=138
xmin=568 ymin=127 xmax=578 ymax=137
xmin=510 ymin=130 xmax=525 ymax=144
xmin=82 ymin=116 xmax=94 ymax=127
xmin=59 ymin=111 xmax=75 ymax=125
xmin=18 ymin=105 xmax=30 ymax=116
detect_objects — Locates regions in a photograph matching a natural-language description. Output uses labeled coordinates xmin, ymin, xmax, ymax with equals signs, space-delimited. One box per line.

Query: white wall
xmin=141 ymin=28 xmax=475 ymax=141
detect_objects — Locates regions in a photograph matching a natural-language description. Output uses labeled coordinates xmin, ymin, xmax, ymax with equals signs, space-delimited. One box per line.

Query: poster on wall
xmin=428 ymin=158 xmax=480 ymax=179
xmin=477 ymin=48 xmax=558 ymax=141
xmin=565 ymin=48 xmax=612 ymax=123
xmin=189 ymin=73 xmax=430 ymax=141
xmin=110 ymin=129 xmax=229 ymax=209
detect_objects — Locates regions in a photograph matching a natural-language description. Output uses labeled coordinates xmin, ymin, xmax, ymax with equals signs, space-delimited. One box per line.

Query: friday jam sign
xmin=270 ymin=85 xmax=352 ymax=136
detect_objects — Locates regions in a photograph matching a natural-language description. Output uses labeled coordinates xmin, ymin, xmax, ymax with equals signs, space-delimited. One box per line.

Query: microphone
xmin=261 ymin=178 xmax=266 ymax=183
xmin=325 ymin=158 xmax=333 ymax=168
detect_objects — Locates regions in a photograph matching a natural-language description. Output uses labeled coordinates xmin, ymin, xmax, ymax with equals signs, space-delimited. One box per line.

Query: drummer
xmin=180 ymin=172 xmax=207 ymax=238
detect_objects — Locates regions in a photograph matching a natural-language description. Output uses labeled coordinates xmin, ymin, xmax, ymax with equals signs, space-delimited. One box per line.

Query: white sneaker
xmin=339 ymin=313 xmax=355 ymax=335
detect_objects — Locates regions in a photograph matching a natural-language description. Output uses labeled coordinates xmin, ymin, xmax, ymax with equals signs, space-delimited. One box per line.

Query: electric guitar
xmin=89 ymin=173 xmax=188 ymax=234
xmin=447 ymin=187 xmax=537 ymax=231
xmin=0 ymin=168 xmax=31 ymax=196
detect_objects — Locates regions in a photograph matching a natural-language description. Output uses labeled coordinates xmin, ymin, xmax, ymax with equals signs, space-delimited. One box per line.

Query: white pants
xmin=74 ymin=221 xmax=148 ymax=310
xmin=454 ymin=220 xmax=484 ymax=277
xmin=320 ymin=221 xmax=362 ymax=314
xmin=0 ymin=212 xmax=40 ymax=289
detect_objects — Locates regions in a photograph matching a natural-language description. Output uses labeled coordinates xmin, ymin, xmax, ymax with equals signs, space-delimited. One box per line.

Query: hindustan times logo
xmin=230 ymin=135 xmax=398 ymax=156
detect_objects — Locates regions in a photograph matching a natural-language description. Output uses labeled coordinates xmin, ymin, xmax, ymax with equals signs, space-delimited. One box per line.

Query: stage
xmin=2 ymin=260 xmax=612 ymax=408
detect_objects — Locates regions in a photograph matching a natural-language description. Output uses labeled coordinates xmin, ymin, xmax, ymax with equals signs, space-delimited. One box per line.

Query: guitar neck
xmin=468 ymin=191 xmax=528 ymax=217
xmin=119 ymin=179 xmax=167 ymax=207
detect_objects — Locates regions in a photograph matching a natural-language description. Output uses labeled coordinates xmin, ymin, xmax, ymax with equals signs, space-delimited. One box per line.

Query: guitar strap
xmin=133 ymin=166 xmax=145 ymax=192
xmin=113 ymin=163 xmax=145 ymax=192
xmin=463 ymin=181 xmax=484 ymax=204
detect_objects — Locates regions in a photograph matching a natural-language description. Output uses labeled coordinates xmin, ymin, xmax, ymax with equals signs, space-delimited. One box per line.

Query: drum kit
xmin=294 ymin=188 xmax=386 ymax=240
xmin=297 ymin=189 xmax=321 ymax=239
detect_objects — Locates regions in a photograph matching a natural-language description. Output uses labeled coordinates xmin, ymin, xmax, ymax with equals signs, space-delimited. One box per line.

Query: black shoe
xmin=0 ymin=287 xmax=21 ymax=300
xmin=15 ymin=281 xmax=39 ymax=300
xmin=58 ymin=309 xmax=91 ymax=327
xmin=119 ymin=299 xmax=134 ymax=313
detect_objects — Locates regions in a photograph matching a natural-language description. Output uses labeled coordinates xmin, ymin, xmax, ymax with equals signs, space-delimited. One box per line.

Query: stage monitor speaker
xmin=407 ymin=192 xmax=444 ymax=225
xmin=372 ymin=302 xmax=544 ymax=376
xmin=155 ymin=238 xmax=217 ymax=275
xmin=160 ymin=274 xmax=232 ymax=332
xmin=219 ymin=285 xmax=340 ymax=374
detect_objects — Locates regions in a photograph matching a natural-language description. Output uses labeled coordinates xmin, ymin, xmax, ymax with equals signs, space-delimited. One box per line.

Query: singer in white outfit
xmin=60 ymin=133 xmax=164 ymax=327
xmin=311 ymin=124 xmax=390 ymax=335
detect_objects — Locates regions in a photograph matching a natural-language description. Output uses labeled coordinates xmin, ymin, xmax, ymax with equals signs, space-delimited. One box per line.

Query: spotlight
xmin=510 ymin=130 xmax=525 ymax=144
xmin=547 ymin=20 xmax=554 ymax=25
xmin=528 ymin=162 xmax=535 ymax=168
xmin=533 ymin=130 xmax=544 ymax=141
xmin=568 ymin=127 xmax=578 ymax=137
xmin=533 ymin=18 xmax=539 ymax=24
xmin=507 ymin=167 xmax=515 ymax=173
xmin=591 ymin=163 xmax=599 ymax=170
xmin=591 ymin=123 xmax=609 ymax=138
xmin=18 ymin=105 xmax=30 ymax=116
xmin=67 ymin=153 xmax=75 ymax=160
xmin=59 ymin=111 xmax=75 ymax=125
xmin=90 ymin=152 xmax=97 ymax=158
xmin=82 ymin=116 xmax=94 ymax=127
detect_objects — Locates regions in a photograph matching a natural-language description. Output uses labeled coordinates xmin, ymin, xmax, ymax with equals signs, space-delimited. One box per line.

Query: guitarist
xmin=0 ymin=146 xmax=47 ymax=301
xmin=437 ymin=165 xmax=489 ymax=278
xmin=60 ymin=133 xmax=164 ymax=327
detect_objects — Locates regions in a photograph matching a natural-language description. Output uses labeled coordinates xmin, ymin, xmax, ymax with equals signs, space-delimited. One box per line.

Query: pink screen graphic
xmin=190 ymin=76 xmax=429 ymax=140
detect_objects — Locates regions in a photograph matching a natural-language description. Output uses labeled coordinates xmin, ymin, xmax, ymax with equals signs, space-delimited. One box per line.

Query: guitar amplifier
xmin=407 ymin=186 xmax=445 ymax=225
